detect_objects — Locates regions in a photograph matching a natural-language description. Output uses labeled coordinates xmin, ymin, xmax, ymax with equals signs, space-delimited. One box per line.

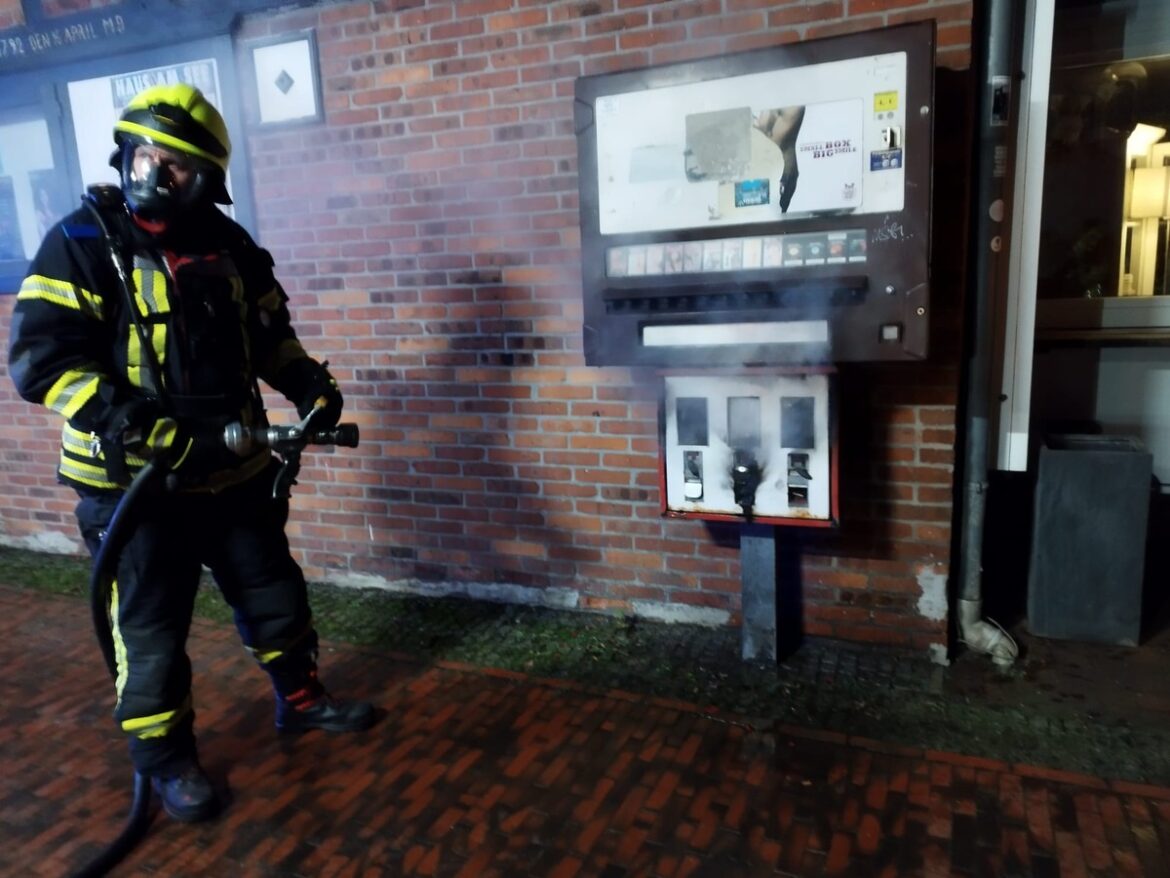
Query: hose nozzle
xmin=223 ymin=421 xmax=360 ymax=456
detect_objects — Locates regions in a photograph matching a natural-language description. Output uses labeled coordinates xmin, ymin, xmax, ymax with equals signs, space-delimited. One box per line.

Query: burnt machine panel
xmin=661 ymin=371 xmax=837 ymax=526
xmin=574 ymin=22 xmax=935 ymax=367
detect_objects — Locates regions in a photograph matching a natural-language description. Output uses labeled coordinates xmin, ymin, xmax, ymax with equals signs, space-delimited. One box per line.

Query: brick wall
xmin=0 ymin=0 xmax=975 ymax=655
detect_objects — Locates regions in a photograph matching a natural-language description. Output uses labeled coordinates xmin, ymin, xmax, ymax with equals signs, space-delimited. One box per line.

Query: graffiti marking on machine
xmin=873 ymin=216 xmax=910 ymax=243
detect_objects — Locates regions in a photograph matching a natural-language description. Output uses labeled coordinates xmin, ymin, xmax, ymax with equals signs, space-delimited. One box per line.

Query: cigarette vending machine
xmin=574 ymin=21 xmax=935 ymax=657
xmin=575 ymin=20 xmax=935 ymax=530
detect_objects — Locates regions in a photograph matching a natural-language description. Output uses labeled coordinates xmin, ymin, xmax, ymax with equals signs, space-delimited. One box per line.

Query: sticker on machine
xmin=735 ymin=178 xmax=770 ymax=207
xmin=870 ymin=148 xmax=903 ymax=171
xmin=785 ymin=98 xmax=865 ymax=213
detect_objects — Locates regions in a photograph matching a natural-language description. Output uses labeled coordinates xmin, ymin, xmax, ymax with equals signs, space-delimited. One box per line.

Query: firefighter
xmin=7 ymin=84 xmax=374 ymax=823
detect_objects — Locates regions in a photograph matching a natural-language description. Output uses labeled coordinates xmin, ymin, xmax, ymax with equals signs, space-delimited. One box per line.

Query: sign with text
xmin=0 ymin=13 xmax=125 ymax=61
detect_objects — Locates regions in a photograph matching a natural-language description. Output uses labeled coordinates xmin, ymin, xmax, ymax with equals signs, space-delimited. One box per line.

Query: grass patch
xmin=0 ymin=547 xmax=91 ymax=596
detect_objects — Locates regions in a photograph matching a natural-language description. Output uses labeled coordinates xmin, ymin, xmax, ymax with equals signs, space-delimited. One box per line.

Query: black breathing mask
xmin=119 ymin=141 xmax=210 ymax=220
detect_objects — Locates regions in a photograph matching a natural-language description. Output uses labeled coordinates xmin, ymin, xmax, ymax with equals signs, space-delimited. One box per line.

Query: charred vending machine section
xmin=663 ymin=372 xmax=835 ymax=527
xmin=574 ymin=21 xmax=935 ymax=369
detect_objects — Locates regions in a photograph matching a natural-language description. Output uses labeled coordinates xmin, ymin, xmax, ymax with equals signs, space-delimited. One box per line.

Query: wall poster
xmin=593 ymin=51 xmax=909 ymax=236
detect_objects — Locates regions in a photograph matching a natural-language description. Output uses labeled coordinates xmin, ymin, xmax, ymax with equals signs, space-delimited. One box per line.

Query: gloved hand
xmin=296 ymin=369 xmax=343 ymax=431
xmin=99 ymin=398 xmax=162 ymax=484
xmin=140 ymin=417 xmax=224 ymax=472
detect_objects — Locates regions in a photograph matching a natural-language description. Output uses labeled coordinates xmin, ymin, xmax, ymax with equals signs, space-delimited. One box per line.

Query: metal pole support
xmin=740 ymin=522 xmax=777 ymax=661
xmin=741 ymin=522 xmax=804 ymax=663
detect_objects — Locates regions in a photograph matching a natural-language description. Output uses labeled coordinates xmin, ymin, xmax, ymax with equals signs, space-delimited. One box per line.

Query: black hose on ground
xmin=70 ymin=773 xmax=152 ymax=878
xmin=71 ymin=460 xmax=163 ymax=878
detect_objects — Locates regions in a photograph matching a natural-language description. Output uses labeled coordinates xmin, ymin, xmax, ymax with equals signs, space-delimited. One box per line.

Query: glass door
xmin=998 ymin=0 xmax=1170 ymax=472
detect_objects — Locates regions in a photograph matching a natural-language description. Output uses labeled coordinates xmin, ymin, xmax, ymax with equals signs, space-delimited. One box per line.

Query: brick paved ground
xmin=2 ymin=586 xmax=1168 ymax=878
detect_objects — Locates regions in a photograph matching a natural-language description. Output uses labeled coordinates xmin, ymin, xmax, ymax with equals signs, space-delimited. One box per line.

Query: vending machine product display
xmin=574 ymin=21 xmax=936 ymax=370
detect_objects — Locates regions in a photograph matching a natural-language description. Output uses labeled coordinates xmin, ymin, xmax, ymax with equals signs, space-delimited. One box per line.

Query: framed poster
xmin=0 ymin=176 xmax=22 ymax=260
xmin=29 ymin=168 xmax=73 ymax=239
xmin=245 ymin=30 xmax=323 ymax=127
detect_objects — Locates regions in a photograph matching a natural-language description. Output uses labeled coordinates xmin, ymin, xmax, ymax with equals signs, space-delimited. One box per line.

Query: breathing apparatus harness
xmin=69 ymin=186 xmax=358 ymax=877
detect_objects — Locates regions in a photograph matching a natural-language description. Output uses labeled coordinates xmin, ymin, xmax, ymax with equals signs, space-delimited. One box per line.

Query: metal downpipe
xmin=957 ymin=0 xmax=1022 ymax=668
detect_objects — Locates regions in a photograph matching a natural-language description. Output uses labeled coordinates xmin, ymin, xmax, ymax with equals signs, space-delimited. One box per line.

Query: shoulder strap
xmin=81 ymin=185 xmax=172 ymax=416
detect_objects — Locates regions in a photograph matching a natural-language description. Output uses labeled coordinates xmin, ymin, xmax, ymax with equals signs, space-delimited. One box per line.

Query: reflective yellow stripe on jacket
xmin=127 ymin=258 xmax=171 ymax=393
xmin=43 ymin=368 xmax=101 ymax=419
xmin=58 ymin=423 xmax=137 ymax=490
xmin=16 ymin=274 xmax=103 ymax=317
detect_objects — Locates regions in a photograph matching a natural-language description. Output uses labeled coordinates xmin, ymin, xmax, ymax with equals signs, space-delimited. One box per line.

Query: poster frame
xmin=243 ymin=29 xmax=323 ymax=129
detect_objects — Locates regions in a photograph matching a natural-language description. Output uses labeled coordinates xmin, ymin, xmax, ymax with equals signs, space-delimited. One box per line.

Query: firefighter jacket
xmin=8 ymin=195 xmax=331 ymax=493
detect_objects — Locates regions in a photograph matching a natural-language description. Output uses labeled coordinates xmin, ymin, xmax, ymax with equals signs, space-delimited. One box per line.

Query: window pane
xmin=1037 ymin=0 xmax=1170 ymax=299
xmin=0 ymin=112 xmax=67 ymax=261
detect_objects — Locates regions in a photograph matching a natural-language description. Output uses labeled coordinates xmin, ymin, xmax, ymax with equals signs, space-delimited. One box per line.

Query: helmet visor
xmin=123 ymin=142 xmax=207 ymax=218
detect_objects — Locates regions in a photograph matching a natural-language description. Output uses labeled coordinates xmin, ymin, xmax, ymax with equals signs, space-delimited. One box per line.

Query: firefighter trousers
xmin=75 ymin=460 xmax=321 ymax=776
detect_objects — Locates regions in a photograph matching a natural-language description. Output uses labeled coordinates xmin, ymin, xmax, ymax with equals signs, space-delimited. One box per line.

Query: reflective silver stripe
xmin=126 ymin=326 xmax=165 ymax=395
xmin=58 ymin=456 xmax=120 ymax=489
xmin=44 ymin=370 xmax=100 ymax=418
xmin=61 ymin=425 xmax=98 ymax=458
xmin=127 ymin=257 xmax=169 ymax=394
xmin=17 ymin=274 xmax=103 ymax=317
xmin=131 ymin=257 xmax=171 ymax=316
xmin=62 ymin=424 xmax=147 ymax=466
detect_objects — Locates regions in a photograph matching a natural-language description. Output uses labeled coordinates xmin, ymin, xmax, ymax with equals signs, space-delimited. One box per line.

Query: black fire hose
xmin=72 ymin=459 xmax=165 ymax=878
xmin=66 ymin=411 xmax=357 ymax=876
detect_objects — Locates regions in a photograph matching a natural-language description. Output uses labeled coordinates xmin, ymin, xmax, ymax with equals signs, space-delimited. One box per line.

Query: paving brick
xmin=1 ymin=586 xmax=1168 ymax=877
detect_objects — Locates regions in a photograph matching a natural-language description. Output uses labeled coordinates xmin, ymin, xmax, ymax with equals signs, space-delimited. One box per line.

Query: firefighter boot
xmin=276 ymin=692 xmax=375 ymax=734
xmin=151 ymin=762 xmax=219 ymax=823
